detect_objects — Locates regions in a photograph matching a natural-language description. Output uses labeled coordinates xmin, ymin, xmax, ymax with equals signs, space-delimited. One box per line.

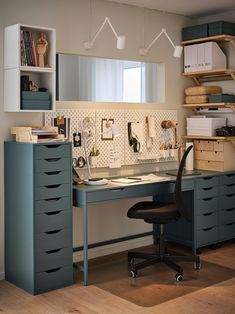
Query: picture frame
xmin=101 ymin=118 xmax=114 ymax=140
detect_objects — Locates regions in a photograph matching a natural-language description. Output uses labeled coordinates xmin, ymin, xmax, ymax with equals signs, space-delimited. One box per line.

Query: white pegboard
xmin=45 ymin=108 xmax=177 ymax=168
xmin=125 ymin=109 xmax=177 ymax=165
xmin=95 ymin=109 xmax=125 ymax=167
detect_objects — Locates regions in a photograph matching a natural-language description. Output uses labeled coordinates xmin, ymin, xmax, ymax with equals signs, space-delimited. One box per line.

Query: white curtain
xmin=78 ymin=57 xmax=123 ymax=102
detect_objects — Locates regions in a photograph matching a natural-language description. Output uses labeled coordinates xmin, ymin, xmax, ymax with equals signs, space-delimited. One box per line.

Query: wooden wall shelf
xmin=181 ymin=34 xmax=235 ymax=47
xmin=182 ymin=102 xmax=235 ymax=112
xmin=182 ymin=69 xmax=235 ymax=85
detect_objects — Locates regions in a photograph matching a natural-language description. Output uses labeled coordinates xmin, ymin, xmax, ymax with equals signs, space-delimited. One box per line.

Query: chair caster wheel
xmin=194 ymin=262 xmax=201 ymax=270
xmin=130 ymin=270 xmax=137 ymax=278
xmin=175 ymin=273 xmax=183 ymax=282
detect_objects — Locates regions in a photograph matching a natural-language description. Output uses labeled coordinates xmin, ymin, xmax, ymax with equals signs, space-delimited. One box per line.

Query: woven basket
xmin=185 ymin=95 xmax=209 ymax=104
xmin=185 ymin=86 xmax=222 ymax=96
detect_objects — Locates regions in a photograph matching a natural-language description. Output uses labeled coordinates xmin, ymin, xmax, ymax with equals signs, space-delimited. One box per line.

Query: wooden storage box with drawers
xmin=194 ymin=140 xmax=235 ymax=171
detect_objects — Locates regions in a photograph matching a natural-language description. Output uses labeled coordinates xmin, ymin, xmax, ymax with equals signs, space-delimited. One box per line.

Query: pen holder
xmin=89 ymin=156 xmax=98 ymax=168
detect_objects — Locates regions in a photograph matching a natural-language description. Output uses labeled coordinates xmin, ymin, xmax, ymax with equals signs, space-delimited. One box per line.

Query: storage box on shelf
xmin=4 ymin=24 xmax=56 ymax=112
xmin=194 ymin=139 xmax=235 ymax=172
xmin=186 ymin=117 xmax=226 ymax=136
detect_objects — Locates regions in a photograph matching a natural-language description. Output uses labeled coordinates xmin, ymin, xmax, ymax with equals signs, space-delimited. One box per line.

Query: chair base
xmin=128 ymin=249 xmax=200 ymax=280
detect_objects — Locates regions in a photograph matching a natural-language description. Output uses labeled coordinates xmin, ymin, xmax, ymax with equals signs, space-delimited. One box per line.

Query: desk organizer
xmin=11 ymin=126 xmax=64 ymax=143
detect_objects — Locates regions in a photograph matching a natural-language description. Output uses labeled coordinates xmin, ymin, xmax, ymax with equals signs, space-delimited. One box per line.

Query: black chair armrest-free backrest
xmin=174 ymin=145 xmax=193 ymax=222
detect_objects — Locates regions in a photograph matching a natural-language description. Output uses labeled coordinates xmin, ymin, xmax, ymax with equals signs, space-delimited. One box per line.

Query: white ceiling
xmin=107 ymin=0 xmax=235 ymax=17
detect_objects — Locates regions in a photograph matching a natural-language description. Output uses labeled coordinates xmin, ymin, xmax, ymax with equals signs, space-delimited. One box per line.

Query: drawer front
xmin=195 ymin=186 xmax=218 ymax=199
xmin=35 ymin=210 xmax=72 ymax=233
xmin=220 ymin=183 xmax=235 ymax=195
xmin=220 ymin=173 xmax=235 ymax=185
xmin=195 ymin=197 xmax=218 ymax=215
xmin=196 ymin=211 xmax=218 ymax=230
xmin=36 ymin=228 xmax=72 ymax=252
xmin=35 ymin=184 xmax=71 ymax=200
xmin=35 ymin=247 xmax=72 ymax=273
xmin=195 ymin=176 xmax=219 ymax=189
xmin=219 ymin=223 xmax=235 ymax=241
xmin=35 ymin=265 xmax=73 ymax=294
xmin=220 ymin=194 xmax=235 ymax=210
xmin=196 ymin=226 xmax=218 ymax=247
xmin=35 ymin=157 xmax=71 ymax=172
xmin=36 ymin=170 xmax=71 ymax=186
xmin=35 ymin=197 xmax=71 ymax=214
xmin=34 ymin=144 xmax=71 ymax=159
xmin=220 ymin=208 xmax=235 ymax=225
xmin=214 ymin=141 xmax=224 ymax=152
xmin=194 ymin=140 xmax=214 ymax=151
xmin=195 ymin=150 xmax=224 ymax=162
xmin=195 ymin=160 xmax=224 ymax=172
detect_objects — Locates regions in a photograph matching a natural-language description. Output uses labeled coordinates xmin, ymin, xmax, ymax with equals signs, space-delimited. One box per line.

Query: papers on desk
xmin=111 ymin=174 xmax=168 ymax=184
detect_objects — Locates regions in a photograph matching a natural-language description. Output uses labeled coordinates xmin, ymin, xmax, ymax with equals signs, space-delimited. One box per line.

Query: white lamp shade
xmin=173 ymin=45 xmax=183 ymax=58
xmin=117 ymin=35 xmax=126 ymax=50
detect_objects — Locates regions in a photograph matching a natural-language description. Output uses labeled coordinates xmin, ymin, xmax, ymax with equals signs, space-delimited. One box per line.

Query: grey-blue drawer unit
xmin=35 ymin=266 xmax=73 ymax=295
xmin=36 ymin=170 xmax=71 ymax=186
xmin=34 ymin=144 xmax=71 ymax=159
xmin=4 ymin=141 xmax=73 ymax=295
xmin=196 ymin=226 xmax=218 ymax=247
xmin=35 ymin=210 xmax=72 ymax=233
xmin=195 ymin=176 xmax=219 ymax=189
xmin=35 ymin=196 xmax=71 ymax=213
xmin=195 ymin=197 xmax=218 ymax=215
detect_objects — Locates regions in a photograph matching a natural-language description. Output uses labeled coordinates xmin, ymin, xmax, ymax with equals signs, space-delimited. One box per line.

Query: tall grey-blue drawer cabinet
xmin=4 ymin=141 xmax=73 ymax=295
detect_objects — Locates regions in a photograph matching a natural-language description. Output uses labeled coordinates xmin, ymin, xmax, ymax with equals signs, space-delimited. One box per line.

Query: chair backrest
xmin=174 ymin=145 xmax=193 ymax=222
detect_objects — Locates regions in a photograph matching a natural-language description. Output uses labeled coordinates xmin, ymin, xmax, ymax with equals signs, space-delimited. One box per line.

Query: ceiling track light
xmin=139 ymin=28 xmax=183 ymax=58
xmin=84 ymin=17 xmax=126 ymax=50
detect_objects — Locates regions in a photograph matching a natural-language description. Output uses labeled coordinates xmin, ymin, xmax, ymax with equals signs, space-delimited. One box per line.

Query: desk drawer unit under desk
xmin=4 ymin=141 xmax=73 ymax=295
xmin=219 ymin=173 xmax=235 ymax=241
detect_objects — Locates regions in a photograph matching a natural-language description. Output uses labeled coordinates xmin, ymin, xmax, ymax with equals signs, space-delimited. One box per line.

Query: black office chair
xmin=127 ymin=145 xmax=200 ymax=281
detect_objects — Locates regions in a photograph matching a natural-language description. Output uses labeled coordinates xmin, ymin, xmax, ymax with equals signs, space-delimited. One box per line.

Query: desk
xmin=73 ymin=170 xmax=235 ymax=286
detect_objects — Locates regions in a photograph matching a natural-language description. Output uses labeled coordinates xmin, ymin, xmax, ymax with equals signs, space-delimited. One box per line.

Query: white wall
xmin=0 ymin=0 xmax=195 ymax=278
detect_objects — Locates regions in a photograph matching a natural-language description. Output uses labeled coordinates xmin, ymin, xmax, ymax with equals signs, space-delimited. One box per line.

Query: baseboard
xmin=0 ymin=272 xmax=5 ymax=280
xmin=73 ymin=235 xmax=153 ymax=262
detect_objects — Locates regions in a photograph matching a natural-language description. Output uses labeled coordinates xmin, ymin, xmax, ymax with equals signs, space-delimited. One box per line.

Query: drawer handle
xmin=45 ymin=171 xmax=61 ymax=176
xmin=203 ymin=197 xmax=213 ymax=201
xmin=45 ymin=158 xmax=61 ymax=162
xmin=45 ymin=267 xmax=62 ymax=273
xmin=226 ymin=222 xmax=235 ymax=226
xmin=203 ymin=212 xmax=213 ymax=216
xmin=45 ymin=145 xmax=61 ymax=149
xmin=45 ymin=248 xmax=62 ymax=254
xmin=203 ymin=177 xmax=213 ymax=180
xmin=203 ymin=187 xmax=212 ymax=191
xmin=109 ymin=188 xmax=125 ymax=192
xmin=45 ymin=229 xmax=62 ymax=235
xmin=45 ymin=184 xmax=61 ymax=189
xmin=45 ymin=197 xmax=61 ymax=202
xmin=226 ymin=194 xmax=235 ymax=197
xmin=225 ymin=208 xmax=235 ymax=212
xmin=226 ymin=174 xmax=235 ymax=177
xmin=45 ymin=210 xmax=61 ymax=216
xmin=226 ymin=184 xmax=235 ymax=187
xmin=203 ymin=227 xmax=214 ymax=231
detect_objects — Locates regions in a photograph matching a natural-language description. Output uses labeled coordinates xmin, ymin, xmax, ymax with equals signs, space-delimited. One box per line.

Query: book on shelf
xmin=21 ymin=30 xmax=38 ymax=67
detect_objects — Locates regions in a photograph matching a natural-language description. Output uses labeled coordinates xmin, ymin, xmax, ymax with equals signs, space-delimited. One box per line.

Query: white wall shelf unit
xmin=4 ymin=23 xmax=56 ymax=112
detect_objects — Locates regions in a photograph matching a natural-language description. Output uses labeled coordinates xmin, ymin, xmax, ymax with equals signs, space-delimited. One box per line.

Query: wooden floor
xmin=0 ymin=242 xmax=235 ymax=314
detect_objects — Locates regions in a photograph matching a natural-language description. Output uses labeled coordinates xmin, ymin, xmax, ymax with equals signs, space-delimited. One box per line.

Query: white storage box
xmin=187 ymin=117 xmax=226 ymax=136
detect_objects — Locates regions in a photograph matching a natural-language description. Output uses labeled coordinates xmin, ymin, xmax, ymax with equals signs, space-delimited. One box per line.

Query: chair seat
xmin=127 ymin=201 xmax=180 ymax=224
